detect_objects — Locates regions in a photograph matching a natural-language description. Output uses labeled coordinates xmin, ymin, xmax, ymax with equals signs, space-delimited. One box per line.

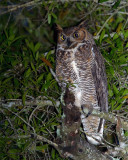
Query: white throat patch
xmin=71 ymin=60 xmax=82 ymax=108
xmin=71 ymin=61 xmax=79 ymax=78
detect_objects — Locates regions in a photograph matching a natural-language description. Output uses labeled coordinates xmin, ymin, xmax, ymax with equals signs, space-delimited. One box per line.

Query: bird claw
xmin=81 ymin=103 xmax=93 ymax=117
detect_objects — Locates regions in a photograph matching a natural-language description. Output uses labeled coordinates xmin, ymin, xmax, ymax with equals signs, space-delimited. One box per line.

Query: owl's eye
xmin=73 ymin=32 xmax=79 ymax=38
xmin=60 ymin=34 xmax=66 ymax=41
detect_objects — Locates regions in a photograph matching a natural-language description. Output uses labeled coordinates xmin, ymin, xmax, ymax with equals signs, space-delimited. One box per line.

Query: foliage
xmin=0 ymin=0 xmax=128 ymax=159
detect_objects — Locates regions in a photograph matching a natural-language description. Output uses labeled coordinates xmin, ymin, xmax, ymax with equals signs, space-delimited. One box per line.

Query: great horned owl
xmin=55 ymin=22 xmax=108 ymax=145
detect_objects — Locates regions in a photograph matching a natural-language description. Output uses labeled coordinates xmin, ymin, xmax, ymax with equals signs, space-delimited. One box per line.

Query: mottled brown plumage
xmin=55 ymin=21 xmax=108 ymax=145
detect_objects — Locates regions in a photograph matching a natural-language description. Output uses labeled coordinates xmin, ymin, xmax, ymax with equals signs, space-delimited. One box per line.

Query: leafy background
xmin=0 ymin=0 xmax=128 ymax=159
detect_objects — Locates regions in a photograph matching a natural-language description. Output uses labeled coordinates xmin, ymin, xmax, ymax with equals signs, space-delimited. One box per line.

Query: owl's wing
xmin=91 ymin=45 xmax=108 ymax=112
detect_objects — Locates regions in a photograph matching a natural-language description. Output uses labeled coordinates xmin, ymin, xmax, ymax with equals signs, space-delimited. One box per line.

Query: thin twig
xmin=50 ymin=68 xmax=60 ymax=85
xmin=118 ymin=11 xmax=128 ymax=15
xmin=28 ymin=105 xmax=45 ymax=123
xmin=0 ymin=108 xmax=17 ymax=134
xmin=35 ymin=134 xmax=58 ymax=148
xmin=4 ymin=107 xmax=36 ymax=133
xmin=0 ymin=0 xmax=91 ymax=16
xmin=9 ymin=134 xmax=58 ymax=148
xmin=96 ymin=3 xmax=128 ymax=36
xmin=0 ymin=98 xmax=60 ymax=108
xmin=94 ymin=32 xmax=124 ymax=40
xmin=0 ymin=0 xmax=42 ymax=15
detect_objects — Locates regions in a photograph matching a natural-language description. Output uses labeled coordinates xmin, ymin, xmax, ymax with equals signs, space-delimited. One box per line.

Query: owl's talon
xmin=81 ymin=103 xmax=93 ymax=117
xmin=85 ymin=110 xmax=92 ymax=118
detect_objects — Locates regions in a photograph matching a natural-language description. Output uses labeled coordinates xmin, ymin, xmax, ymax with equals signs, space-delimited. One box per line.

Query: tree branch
xmin=1 ymin=0 xmax=127 ymax=16
xmin=0 ymin=97 xmax=60 ymax=108
xmin=82 ymin=107 xmax=128 ymax=131
xmin=1 ymin=97 xmax=128 ymax=131
xmin=0 ymin=0 xmax=91 ymax=16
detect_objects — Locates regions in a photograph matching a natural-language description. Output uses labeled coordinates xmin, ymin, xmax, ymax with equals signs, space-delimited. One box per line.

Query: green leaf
xmin=111 ymin=99 xmax=116 ymax=110
xmin=51 ymin=122 xmax=59 ymax=130
xmin=51 ymin=13 xmax=57 ymax=19
xmin=124 ymin=30 xmax=128 ymax=39
xmin=122 ymin=89 xmax=128 ymax=96
xmin=8 ymin=149 xmax=20 ymax=159
xmin=46 ymin=50 xmax=52 ymax=59
xmin=8 ymin=35 xmax=25 ymax=46
xmin=30 ymin=62 xmax=36 ymax=72
xmin=125 ymin=131 xmax=128 ymax=137
xmin=8 ymin=34 xmax=15 ymax=41
xmin=125 ymin=42 xmax=128 ymax=48
xmin=62 ymin=1 xmax=67 ymax=7
xmin=118 ymin=54 xmax=128 ymax=63
xmin=116 ymin=98 xmax=124 ymax=104
xmin=49 ymin=2 xmax=54 ymax=10
xmin=36 ymin=51 xmax=39 ymax=61
xmin=108 ymin=89 xmax=113 ymax=97
xmin=42 ymin=81 xmax=51 ymax=91
xmin=25 ymin=39 xmax=34 ymax=52
xmin=5 ymin=120 xmax=9 ymax=127
xmin=48 ymin=13 xmax=51 ymax=24
xmin=76 ymin=3 xmax=82 ymax=11
xmin=51 ymin=148 xmax=55 ymax=159
xmin=104 ymin=38 xmax=112 ymax=44
xmin=3 ymin=77 xmax=13 ymax=84
xmin=37 ymin=74 xmax=44 ymax=84
xmin=22 ymin=90 xmax=28 ymax=105
xmin=23 ymin=124 xmax=27 ymax=132
xmin=14 ymin=78 xmax=19 ymax=88
xmin=81 ymin=2 xmax=88 ymax=8
xmin=24 ymin=68 xmax=31 ymax=78
xmin=100 ymin=29 xmax=105 ymax=43
xmin=40 ymin=128 xmax=48 ymax=133
xmin=113 ymin=84 xmax=119 ymax=95
xmin=109 ymin=66 xmax=115 ymax=76
xmin=46 ymin=73 xmax=52 ymax=81
xmin=113 ymin=0 xmax=121 ymax=9
xmin=30 ymin=79 xmax=36 ymax=85
xmin=36 ymin=144 xmax=48 ymax=151
xmin=34 ymin=42 xmax=41 ymax=53
xmin=113 ymin=33 xmax=119 ymax=40
xmin=99 ymin=0 xmax=109 ymax=3
xmin=114 ymin=103 xmax=123 ymax=110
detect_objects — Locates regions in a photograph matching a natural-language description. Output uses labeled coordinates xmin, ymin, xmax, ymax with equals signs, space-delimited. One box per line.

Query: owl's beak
xmin=67 ymin=38 xmax=72 ymax=47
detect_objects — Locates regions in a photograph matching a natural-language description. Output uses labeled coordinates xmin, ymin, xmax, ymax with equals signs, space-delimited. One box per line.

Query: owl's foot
xmin=85 ymin=110 xmax=92 ymax=118
xmin=86 ymin=134 xmax=103 ymax=145
xmin=81 ymin=103 xmax=93 ymax=118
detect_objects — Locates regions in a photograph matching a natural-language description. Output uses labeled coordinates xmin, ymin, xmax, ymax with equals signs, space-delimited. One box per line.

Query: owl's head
xmin=56 ymin=21 xmax=93 ymax=50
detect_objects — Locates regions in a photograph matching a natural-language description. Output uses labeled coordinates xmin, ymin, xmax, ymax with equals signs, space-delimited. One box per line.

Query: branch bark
xmin=1 ymin=97 xmax=128 ymax=131
xmin=82 ymin=107 xmax=128 ymax=131
xmin=0 ymin=97 xmax=60 ymax=108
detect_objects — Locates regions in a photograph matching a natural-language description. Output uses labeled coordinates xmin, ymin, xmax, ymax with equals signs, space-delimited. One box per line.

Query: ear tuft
xmin=56 ymin=24 xmax=63 ymax=32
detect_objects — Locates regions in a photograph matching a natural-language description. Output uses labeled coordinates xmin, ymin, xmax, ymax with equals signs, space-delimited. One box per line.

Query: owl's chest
xmin=57 ymin=47 xmax=94 ymax=84
xmin=69 ymin=59 xmax=95 ymax=108
xmin=66 ymin=51 xmax=93 ymax=85
xmin=56 ymin=47 xmax=96 ymax=107
xmin=69 ymin=56 xmax=93 ymax=87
